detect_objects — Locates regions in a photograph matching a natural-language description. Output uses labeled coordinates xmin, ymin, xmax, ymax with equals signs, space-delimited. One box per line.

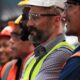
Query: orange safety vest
xmin=1 ymin=53 xmax=33 ymax=80
xmin=0 ymin=65 xmax=2 ymax=79
xmin=1 ymin=60 xmax=17 ymax=80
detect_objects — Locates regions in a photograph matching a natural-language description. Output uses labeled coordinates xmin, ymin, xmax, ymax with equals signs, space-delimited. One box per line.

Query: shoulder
xmin=60 ymin=52 xmax=80 ymax=80
xmin=41 ymin=47 xmax=73 ymax=70
xmin=48 ymin=47 xmax=73 ymax=61
xmin=65 ymin=51 xmax=80 ymax=65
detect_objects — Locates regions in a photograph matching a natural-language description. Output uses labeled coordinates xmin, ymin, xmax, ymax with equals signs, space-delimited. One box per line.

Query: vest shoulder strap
xmin=30 ymin=41 xmax=75 ymax=80
xmin=1 ymin=60 xmax=17 ymax=80
xmin=23 ymin=41 xmax=75 ymax=80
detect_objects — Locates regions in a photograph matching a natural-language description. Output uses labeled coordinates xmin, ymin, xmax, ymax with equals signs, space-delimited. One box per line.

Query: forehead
xmin=0 ymin=38 xmax=9 ymax=44
xmin=29 ymin=6 xmax=51 ymax=13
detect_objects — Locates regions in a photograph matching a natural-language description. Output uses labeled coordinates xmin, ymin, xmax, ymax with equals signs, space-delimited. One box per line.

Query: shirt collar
xmin=35 ymin=34 xmax=65 ymax=57
xmin=43 ymin=34 xmax=65 ymax=52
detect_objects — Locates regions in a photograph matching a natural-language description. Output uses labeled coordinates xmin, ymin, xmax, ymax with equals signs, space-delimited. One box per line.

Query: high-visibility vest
xmin=22 ymin=41 xmax=75 ymax=80
xmin=1 ymin=60 xmax=18 ymax=80
xmin=1 ymin=53 xmax=33 ymax=80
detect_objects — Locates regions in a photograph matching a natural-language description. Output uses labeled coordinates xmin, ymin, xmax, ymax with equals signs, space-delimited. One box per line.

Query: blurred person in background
xmin=0 ymin=23 xmax=15 ymax=80
xmin=1 ymin=7 xmax=35 ymax=80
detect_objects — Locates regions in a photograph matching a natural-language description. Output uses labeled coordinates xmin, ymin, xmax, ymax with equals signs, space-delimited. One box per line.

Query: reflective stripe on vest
xmin=1 ymin=60 xmax=17 ymax=80
xmin=22 ymin=41 xmax=75 ymax=80
xmin=2 ymin=63 xmax=13 ymax=80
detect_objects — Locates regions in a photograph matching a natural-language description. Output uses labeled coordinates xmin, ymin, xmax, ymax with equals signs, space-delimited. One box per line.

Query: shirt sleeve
xmin=35 ymin=48 xmax=72 ymax=80
xmin=59 ymin=57 xmax=80 ymax=80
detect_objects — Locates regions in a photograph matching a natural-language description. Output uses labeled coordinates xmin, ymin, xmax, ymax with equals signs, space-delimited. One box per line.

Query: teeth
xmin=65 ymin=23 xmax=67 ymax=26
xmin=62 ymin=17 xmax=66 ymax=22
xmin=64 ymin=23 xmax=67 ymax=33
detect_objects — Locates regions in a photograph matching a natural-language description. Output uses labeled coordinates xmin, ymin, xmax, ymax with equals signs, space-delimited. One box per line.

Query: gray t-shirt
xmin=35 ymin=48 xmax=72 ymax=80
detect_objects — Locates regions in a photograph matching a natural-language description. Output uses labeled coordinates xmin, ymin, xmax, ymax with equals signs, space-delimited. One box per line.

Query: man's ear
xmin=52 ymin=16 xmax=61 ymax=25
xmin=55 ymin=16 xmax=61 ymax=22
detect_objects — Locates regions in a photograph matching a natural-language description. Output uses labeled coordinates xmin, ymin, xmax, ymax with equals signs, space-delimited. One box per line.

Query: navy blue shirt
xmin=59 ymin=46 xmax=80 ymax=80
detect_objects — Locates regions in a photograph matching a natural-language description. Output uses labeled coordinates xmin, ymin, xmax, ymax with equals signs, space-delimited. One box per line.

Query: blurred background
xmin=0 ymin=0 xmax=22 ymax=31
xmin=0 ymin=0 xmax=79 ymax=45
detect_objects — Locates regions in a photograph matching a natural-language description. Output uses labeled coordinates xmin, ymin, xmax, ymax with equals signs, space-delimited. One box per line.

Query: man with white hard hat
xmin=17 ymin=0 xmax=75 ymax=80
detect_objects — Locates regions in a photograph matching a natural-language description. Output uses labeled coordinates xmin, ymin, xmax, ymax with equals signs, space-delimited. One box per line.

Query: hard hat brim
xmin=18 ymin=0 xmax=29 ymax=6
xmin=15 ymin=15 xmax=22 ymax=24
xmin=0 ymin=34 xmax=10 ymax=38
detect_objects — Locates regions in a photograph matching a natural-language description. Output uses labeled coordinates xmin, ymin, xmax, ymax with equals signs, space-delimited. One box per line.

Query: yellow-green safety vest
xmin=22 ymin=41 xmax=75 ymax=80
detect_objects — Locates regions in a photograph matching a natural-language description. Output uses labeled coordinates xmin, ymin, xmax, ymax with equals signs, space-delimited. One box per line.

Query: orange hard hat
xmin=0 ymin=21 xmax=15 ymax=38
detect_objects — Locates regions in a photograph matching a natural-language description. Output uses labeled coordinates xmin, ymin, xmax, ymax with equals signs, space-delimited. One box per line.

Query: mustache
xmin=28 ymin=26 xmax=44 ymax=46
xmin=28 ymin=26 xmax=41 ymax=33
xmin=28 ymin=26 xmax=43 ymax=38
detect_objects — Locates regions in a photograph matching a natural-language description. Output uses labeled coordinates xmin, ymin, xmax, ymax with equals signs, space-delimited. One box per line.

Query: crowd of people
xmin=0 ymin=0 xmax=80 ymax=80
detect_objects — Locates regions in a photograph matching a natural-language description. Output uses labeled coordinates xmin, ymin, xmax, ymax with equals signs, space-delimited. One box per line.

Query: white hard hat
xmin=18 ymin=0 xmax=66 ymax=9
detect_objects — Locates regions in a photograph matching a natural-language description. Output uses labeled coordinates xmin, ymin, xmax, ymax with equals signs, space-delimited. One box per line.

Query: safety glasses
xmin=65 ymin=2 xmax=80 ymax=10
xmin=28 ymin=13 xmax=57 ymax=20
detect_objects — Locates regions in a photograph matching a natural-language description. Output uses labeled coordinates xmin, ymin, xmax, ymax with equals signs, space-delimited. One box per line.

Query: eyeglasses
xmin=65 ymin=2 xmax=80 ymax=10
xmin=28 ymin=13 xmax=57 ymax=20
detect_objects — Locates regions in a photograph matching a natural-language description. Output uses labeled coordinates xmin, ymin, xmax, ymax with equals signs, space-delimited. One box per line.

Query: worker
xmin=1 ymin=8 xmax=35 ymax=80
xmin=17 ymin=0 xmax=75 ymax=80
xmin=0 ymin=24 xmax=15 ymax=80
xmin=59 ymin=0 xmax=80 ymax=80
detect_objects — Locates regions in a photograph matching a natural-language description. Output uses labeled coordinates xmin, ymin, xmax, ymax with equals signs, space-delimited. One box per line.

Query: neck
xmin=42 ymin=33 xmax=62 ymax=45
xmin=42 ymin=23 xmax=63 ymax=45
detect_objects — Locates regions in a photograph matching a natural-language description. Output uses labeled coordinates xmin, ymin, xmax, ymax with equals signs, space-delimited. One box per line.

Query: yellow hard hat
xmin=15 ymin=15 xmax=22 ymax=24
xmin=18 ymin=0 xmax=29 ymax=6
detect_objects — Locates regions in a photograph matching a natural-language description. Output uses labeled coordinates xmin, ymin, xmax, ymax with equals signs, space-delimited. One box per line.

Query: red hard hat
xmin=0 ymin=26 xmax=13 ymax=37
xmin=0 ymin=21 xmax=15 ymax=38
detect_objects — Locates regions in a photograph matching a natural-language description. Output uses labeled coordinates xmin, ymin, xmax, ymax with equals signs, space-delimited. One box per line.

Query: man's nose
xmin=9 ymin=38 xmax=15 ymax=46
xmin=27 ymin=18 xmax=35 ymax=27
